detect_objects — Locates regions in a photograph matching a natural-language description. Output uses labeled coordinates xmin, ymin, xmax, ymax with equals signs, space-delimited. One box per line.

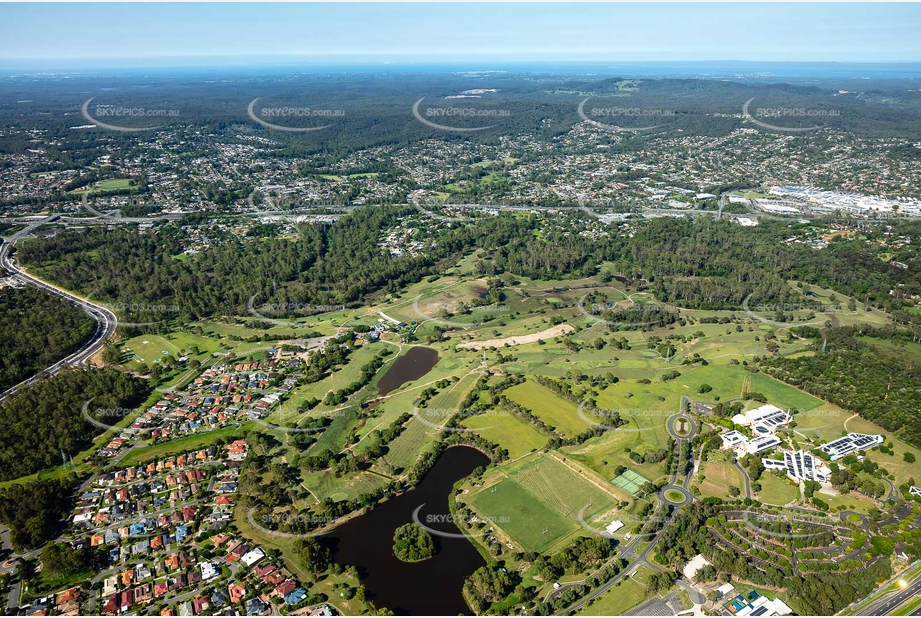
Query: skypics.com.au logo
xmin=247 ymin=97 xmax=344 ymax=132
xmin=577 ymin=293 xmax=668 ymax=329
xmin=413 ymin=407 xmax=513 ymax=433
xmin=91 ymin=298 xmax=180 ymax=328
xmin=411 ymin=504 xmax=509 ymax=539
xmin=81 ymin=398 xmax=135 ymax=431
xmin=577 ymin=99 xmax=674 ymax=132
xmin=577 ymin=401 xmax=675 ymax=433
xmin=742 ymin=98 xmax=839 ymax=133
xmin=742 ymin=294 xmax=841 ymax=328
xmin=412 ymin=94 xmax=510 ymax=133
xmin=411 ymin=294 xmax=510 ymax=328
xmin=411 ymin=198 xmax=488 ymax=223
xmin=246 ymin=509 xmax=346 ymax=538
xmin=247 ymin=291 xmax=345 ymax=328
xmin=81 ymin=98 xmax=179 ymax=132
xmin=252 ymin=408 xmax=349 ymax=436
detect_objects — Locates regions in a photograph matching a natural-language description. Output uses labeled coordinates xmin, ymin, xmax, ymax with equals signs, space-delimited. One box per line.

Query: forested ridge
xmin=17 ymin=211 xmax=920 ymax=323
xmin=0 ymin=368 xmax=150 ymax=481
xmin=0 ymin=286 xmax=96 ymax=391
xmin=0 ymin=478 xmax=78 ymax=550
xmin=760 ymin=325 xmax=921 ymax=448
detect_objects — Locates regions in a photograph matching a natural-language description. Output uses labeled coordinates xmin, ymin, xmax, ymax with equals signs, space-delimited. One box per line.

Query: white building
xmin=731 ymin=404 xmax=790 ymax=436
xmin=762 ymin=450 xmax=832 ymax=484
xmin=743 ymin=435 xmax=782 ymax=455
xmin=199 ymin=561 xmax=219 ymax=580
xmin=721 ymin=430 xmax=747 ymax=449
xmin=240 ymin=547 xmax=266 ymax=567
xmin=736 ymin=596 xmax=793 ymax=617
xmin=720 ymin=431 xmax=781 ymax=456
xmin=605 ymin=520 xmax=625 ymax=535
xmin=682 ymin=554 xmax=712 ymax=580
xmin=909 ymin=486 xmax=921 ymax=498
xmin=820 ymin=433 xmax=884 ymax=461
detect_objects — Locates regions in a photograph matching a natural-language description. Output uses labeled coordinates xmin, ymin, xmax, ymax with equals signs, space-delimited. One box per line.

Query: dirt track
xmin=456 ymin=324 xmax=575 ymax=350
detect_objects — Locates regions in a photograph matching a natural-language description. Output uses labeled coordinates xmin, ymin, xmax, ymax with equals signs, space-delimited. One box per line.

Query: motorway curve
xmin=0 ymin=216 xmax=117 ymax=401
xmin=865 ymin=576 xmax=921 ymax=616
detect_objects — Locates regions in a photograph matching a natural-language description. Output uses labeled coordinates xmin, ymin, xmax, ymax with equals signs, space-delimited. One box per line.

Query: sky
xmin=1 ymin=3 xmax=920 ymax=68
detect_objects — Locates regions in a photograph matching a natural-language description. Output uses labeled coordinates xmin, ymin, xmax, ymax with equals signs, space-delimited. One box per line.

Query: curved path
xmin=660 ymin=484 xmax=694 ymax=506
xmin=0 ymin=216 xmax=117 ymax=401
xmin=666 ymin=413 xmax=697 ymax=440
xmin=734 ymin=461 xmax=753 ymax=499
xmin=562 ymin=412 xmax=700 ymax=615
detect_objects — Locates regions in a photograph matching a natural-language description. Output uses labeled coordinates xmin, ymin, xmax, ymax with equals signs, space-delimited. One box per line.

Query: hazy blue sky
xmin=2 ymin=3 xmax=919 ymax=67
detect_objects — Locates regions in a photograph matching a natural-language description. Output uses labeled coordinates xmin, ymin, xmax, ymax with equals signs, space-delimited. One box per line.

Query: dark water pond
xmin=327 ymin=446 xmax=489 ymax=615
xmin=377 ymin=346 xmax=439 ymax=396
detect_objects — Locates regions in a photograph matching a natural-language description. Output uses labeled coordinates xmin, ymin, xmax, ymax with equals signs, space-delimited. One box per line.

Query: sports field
xmin=611 ymin=469 xmax=650 ymax=496
xmin=562 ymin=407 xmax=672 ymax=482
xmin=69 ymin=178 xmax=137 ymax=194
xmin=467 ymin=454 xmax=617 ymax=552
xmin=460 ymin=411 xmax=548 ymax=459
xmin=505 ymin=379 xmax=598 ymax=438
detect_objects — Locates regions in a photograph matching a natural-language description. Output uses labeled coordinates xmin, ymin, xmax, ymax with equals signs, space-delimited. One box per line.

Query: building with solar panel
xmin=819 ymin=433 xmax=884 ymax=461
xmin=762 ymin=449 xmax=832 ymax=483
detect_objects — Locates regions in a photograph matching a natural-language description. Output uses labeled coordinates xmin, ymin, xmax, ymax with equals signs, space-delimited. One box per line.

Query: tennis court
xmin=611 ymin=469 xmax=650 ymax=495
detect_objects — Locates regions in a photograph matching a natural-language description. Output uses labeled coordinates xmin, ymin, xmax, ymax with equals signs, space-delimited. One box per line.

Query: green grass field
xmin=505 ymin=379 xmax=597 ymax=438
xmin=697 ymin=461 xmax=744 ymax=499
xmin=467 ymin=454 xmax=617 ymax=552
xmin=755 ymin=472 xmax=800 ymax=506
xmin=469 ymin=477 xmax=573 ymax=552
xmin=118 ymin=332 xmax=229 ymax=371
xmin=69 ymin=178 xmax=137 ymax=194
xmin=577 ymin=565 xmax=658 ymax=616
xmin=120 ymin=424 xmax=249 ymax=467
xmin=460 ymin=411 xmax=548 ymax=459
xmin=816 ymin=486 xmax=881 ymax=513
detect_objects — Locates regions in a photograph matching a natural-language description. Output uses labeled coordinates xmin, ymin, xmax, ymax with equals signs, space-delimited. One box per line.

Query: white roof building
xmin=732 ymin=405 xmax=790 ymax=436
xmin=199 ymin=561 xmax=219 ymax=580
xmin=743 ymin=435 xmax=782 ymax=455
xmin=909 ymin=486 xmax=921 ymax=498
xmin=763 ymin=450 xmax=832 ymax=484
xmin=721 ymin=431 xmax=781 ymax=456
xmin=682 ymin=554 xmax=712 ymax=580
xmin=240 ymin=547 xmax=266 ymax=567
xmin=820 ymin=433 xmax=883 ymax=461
xmin=721 ymin=430 xmax=747 ymax=448
xmin=605 ymin=520 xmax=625 ymax=535
xmin=736 ymin=596 xmax=793 ymax=617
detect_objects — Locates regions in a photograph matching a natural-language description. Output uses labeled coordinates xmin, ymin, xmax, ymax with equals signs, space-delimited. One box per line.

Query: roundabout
xmin=667 ymin=413 xmax=697 ymax=440
xmin=661 ymin=484 xmax=694 ymax=506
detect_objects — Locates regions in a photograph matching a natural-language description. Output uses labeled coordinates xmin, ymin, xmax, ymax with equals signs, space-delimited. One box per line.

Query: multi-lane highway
xmin=865 ymin=576 xmax=921 ymax=616
xmin=0 ymin=216 xmax=118 ymax=401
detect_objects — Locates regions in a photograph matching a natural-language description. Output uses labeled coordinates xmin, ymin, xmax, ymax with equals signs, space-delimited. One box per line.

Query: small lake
xmin=327 ymin=446 xmax=489 ymax=615
xmin=377 ymin=346 xmax=439 ymax=396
